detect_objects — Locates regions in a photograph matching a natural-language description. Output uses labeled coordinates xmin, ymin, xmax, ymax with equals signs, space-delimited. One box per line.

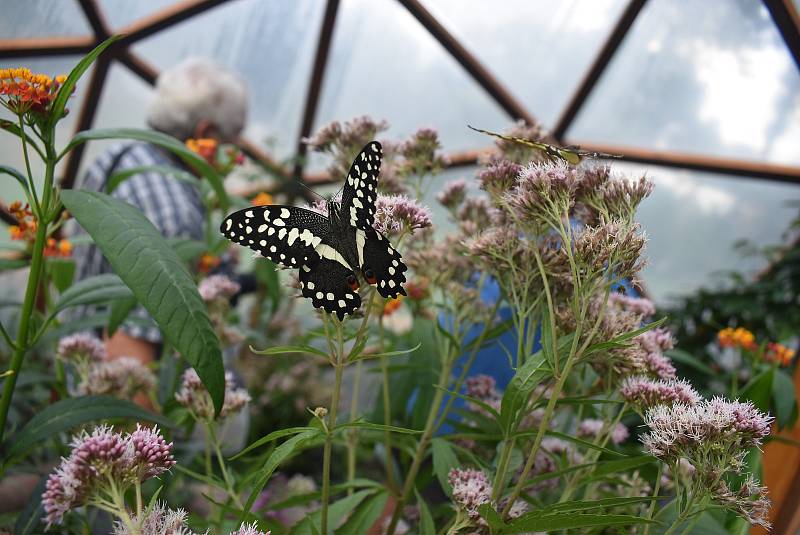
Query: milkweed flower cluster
xmin=765 ymin=341 xmax=795 ymax=366
xmin=42 ymin=425 xmax=175 ymax=526
xmin=175 ymin=368 xmax=251 ymax=421
xmin=0 ymin=67 xmax=68 ymax=115
xmin=717 ymin=327 xmax=757 ymax=351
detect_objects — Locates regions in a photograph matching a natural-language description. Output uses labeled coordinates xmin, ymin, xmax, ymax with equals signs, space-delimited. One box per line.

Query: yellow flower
xmin=0 ymin=67 xmax=67 ymax=115
xmin=718 ymin=327 xmax=757 ymax=351
xmin=251 ymin=192 xmax=273 ymax=206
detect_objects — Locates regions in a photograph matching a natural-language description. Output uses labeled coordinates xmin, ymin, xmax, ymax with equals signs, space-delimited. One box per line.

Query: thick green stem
xmin=321 ymin=319 xmax=345 ymax=535
xmin=0 ymin=151 xmax=54 ymax=444
xmin=209 ymin=423 xmax=244 ymax=509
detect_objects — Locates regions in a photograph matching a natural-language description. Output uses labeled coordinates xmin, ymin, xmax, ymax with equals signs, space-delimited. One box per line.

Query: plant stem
xmin=346 ymin=359 xmax=363 ymax=494
xmin=208 ymin=423 xmax=244 ymax=509
xmin=321 ymin=318 xmax=345 ymax=535
xmin=643 ymin=463 xmax=663 ymax=535
xmin=385 ymin=350 xmax=456 ymax=534
xmin=491 ymin=437 xmax=515 ymax=501
xmin=0 ymin=150 xmax=54 ymax=444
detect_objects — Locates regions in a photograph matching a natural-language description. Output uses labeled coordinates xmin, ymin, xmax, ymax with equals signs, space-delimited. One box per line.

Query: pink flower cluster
xmin=175 ymin=368 xmax=251 ymax=420
xmin=198 ymin=274 xmax=241 ymax=302
xmin=642 ymin=397 xmax=772 ymax=461
xmin=373 ymin=194 xmax=432 ymax=236
xmin=43 ymin=425 xmax=175 ymax=526
xmin=608 ymin=293 xmax=656 ymax=318
xmin=620 ymin=376 xmax=700 ymax=410
xmin=57 ymin=332 xmax=107 ymax=362
xmin=76 ymin=356 xmax=156 ymax=398
xmin=448 ymin=468 xmax=492 ymax=518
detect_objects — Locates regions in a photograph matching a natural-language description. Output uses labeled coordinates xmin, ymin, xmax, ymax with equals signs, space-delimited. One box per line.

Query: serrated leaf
xmin=4 ymin=395 xmax=172 ymax=463
xmin=61 ymin=190 xmax=225 ymax=413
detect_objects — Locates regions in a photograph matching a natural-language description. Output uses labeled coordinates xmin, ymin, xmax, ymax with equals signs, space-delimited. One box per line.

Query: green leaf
xmin=14 ymin=475 xmax=46 ymax=535
xmin=250 ymin=344 xmax=330 ymax=360
xmin=415 ymin=490 xmax=436 ymax=535
xmin=433 ymin=385 xmax=500 ymax=422
xmin=772 ymin=368 xmax=797 ymax=428
xmin=499 ymin=351 xmax=548 ymax=433
xmin=169 ymin=238 xmax=208 ymax=263
xmin=0 ymin=259 xmax=28 ymax=271
xmin=61 ymin=190 xmax=225 ymax=414
xmin=335 ymin=490 xmax=388 ymax=535
xmin=478 ymin=504 xmax=506 ymax=532
xmin=231 ymin=426 xmax=318 ymax=460
xmin=107 ymin=296 xmax=138 ymax=336
xmin=432 ymin=437 xmax=459 ymax=496
xmin=293 ymin=489 xmax=374 ymax=535
xmin=3 ymin=395 xmax=172 ymax=463
xmin=47 ymin=36 xmax=121 ymax=131
xmin=52 ymin=273 xmax=133 ymax=314
xmin=107 ymin=164 xmax=197 ymax=193
xmin=502 ymin=513 xmax=654 ymax=533
xmin=740 ymin=368 xmax=774 ymax=412
xmin=240 ymin=430 xmax=320 ymax=521
xmin=47 ymin=258 xmax=75 ymax=293
xmin=334 ymin=420 xmax=421 ymax=435
xmin=0 ymin=121 xmax=44 ymax=160
xmin=352 ymin=342 xmax=422 ymax=362
xmin=0 ymin=165 xmax=30 ymax=194
xmin=60 ymin=128 xmax=228 ymax=210
xmin=665 ymin=349 xmax=716 ymax=376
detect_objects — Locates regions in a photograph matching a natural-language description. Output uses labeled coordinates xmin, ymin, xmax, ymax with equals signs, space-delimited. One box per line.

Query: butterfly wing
xmin=299 ymin=239 xmax=362 ymax=320
xmin=356 ymin=227 xmax=407 ymax=299
xmin=467 ymin=125 xmax=580 ymax=164
xmin=220 ymin=205 xmax=329 ymax=268
xmin=341 ymin=141 xmax=382 ymax=229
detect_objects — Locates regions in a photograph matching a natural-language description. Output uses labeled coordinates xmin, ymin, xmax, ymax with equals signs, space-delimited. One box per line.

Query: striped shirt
xmin=69 ymin=142 xmax=205 ymax=343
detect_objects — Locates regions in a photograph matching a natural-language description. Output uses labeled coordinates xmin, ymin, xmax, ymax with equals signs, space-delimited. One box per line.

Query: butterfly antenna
xmin=293 ymin=179 xmax=326 ymax=203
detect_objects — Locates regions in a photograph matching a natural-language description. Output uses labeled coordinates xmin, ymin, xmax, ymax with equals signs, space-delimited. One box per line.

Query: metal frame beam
xmin=291 ymin=0 xmax=340 ymax=201
xmin=764 ymin=0 xmax=800 ymax=72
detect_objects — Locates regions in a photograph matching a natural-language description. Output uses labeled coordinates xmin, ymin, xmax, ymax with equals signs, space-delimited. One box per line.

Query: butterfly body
xmin=220 ymin=141 xmax=407 ymax=319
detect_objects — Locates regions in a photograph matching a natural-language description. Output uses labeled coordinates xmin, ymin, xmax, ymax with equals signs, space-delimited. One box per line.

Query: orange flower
xmin=186 ymin=138 xmax=218 ymax=164
xmin=7 ymin=201 xmax=37 ymax=242
xmin=718 ymin=327 xmax=757 ymax=351
xmin=198 ymin=253 xmax=221 ymax=274
xmin=383 ymin=295 xmax=404 ymax=316
xmin=58 ymin=239 xmax=72 ymax=256
xmin=405 ymin=279 xmax=429 ymax=300
xmin=765 ymin=342 xmax=795 ymax=366
xmin=44 ymin=238 xmax=73 ymax=258
xmin=0 ymin=68 xmax=68 ymax=115
xmin=251 ymin=192 xmax=273 ymax=206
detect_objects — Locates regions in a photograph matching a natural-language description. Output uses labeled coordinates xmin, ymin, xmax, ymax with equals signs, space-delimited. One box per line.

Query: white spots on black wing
xmin=326 ymin=292 xmax=335 ymax=301
xmin=260 ymin=240 xmax=266 ymax=246
xmin=278 ymin=228 xmax=287 ymax=240
xmin=225 ymin=219 xmax=232 ymax=230
xmin=268 ymin=227 xmax=275 ymax=236
xmin=245 ymin=210 xmax=254 ymax=218
xmin=388 ymin=267 xmax=395 ymax=275
xmin=338 ymin=299 xmax=346 ymax=308
xmin=246 ymin=226 xmax=252 ymax=234
xmin=273 ymin=218 xmax=285 ymax=227
xmin=352 ymin=198 xmax=363 ymax=209
xmin=258 ymin=224 xmax=267 ymax=232
xmin=307 ymin=281 xmax=315 ymax=290
xmin=270 ymin=245 xmax=277 ymax=253
xmin=316 ymin=292 xmax=323 ymax=300
xmin=287 ymin=228 xmax=300 ymax=246
xmin=280 ymin=208 xmax=290 ymax=218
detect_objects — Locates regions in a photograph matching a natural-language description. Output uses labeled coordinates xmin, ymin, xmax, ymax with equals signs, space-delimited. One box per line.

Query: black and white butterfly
xmin=220 ymin=141 xmax=407 ymax=320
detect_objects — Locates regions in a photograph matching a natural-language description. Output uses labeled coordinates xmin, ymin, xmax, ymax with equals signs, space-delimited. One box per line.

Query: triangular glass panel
xmin=625 ymin=161 xmax=799 ymax=303
xmin=0 ymin=0 xmax=91 ymax=37
xmin=569 ymin=0 xmax=800 ymax=166
xmin=99 ymin=0 xmax=179 ymax=29
xmin=132 ymin=0 xmax=326 ymax=161
xmin=420 ymin=0 xmax=629 ymax=128
xmin=313 ymin=0 xmax=511 ymax=168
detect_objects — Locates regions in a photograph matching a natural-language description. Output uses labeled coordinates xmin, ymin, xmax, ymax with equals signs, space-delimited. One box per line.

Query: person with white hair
xmin=70 ymin=57 xmax=249 ymax=367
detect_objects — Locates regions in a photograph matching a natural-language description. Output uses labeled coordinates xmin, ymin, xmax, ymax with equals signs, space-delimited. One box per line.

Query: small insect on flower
xmin=220 ymin=142 xmax=408 ymax=320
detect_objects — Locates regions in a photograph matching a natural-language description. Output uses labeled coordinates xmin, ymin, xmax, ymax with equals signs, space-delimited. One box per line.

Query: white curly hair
xmin=146 ymin=57 xmax=248 ymax=142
